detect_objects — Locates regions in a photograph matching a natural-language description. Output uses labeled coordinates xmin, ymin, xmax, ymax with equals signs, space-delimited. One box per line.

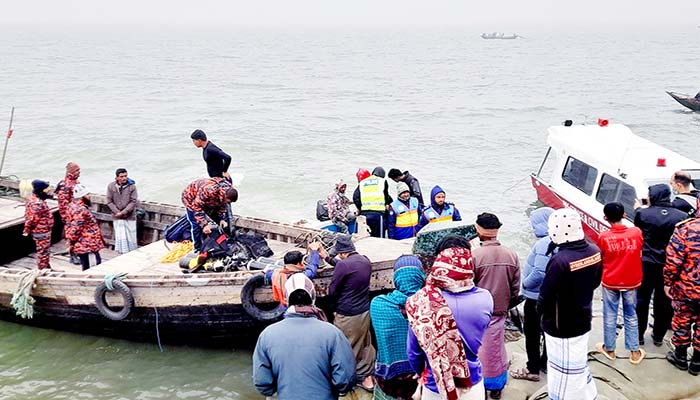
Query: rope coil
xmin=10 ymin=269 xmax=42 ymax=319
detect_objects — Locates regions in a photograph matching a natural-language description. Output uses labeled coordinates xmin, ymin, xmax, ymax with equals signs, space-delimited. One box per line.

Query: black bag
xmin=164 ymin=215 xmax=192 ymax=242
xmin=235 ymin=232 xmax=274 ymax=258
xmin=316 ymin=199 xmax=330 ymax=221
xmin=200 ymin=229 xmax=231 ymax=259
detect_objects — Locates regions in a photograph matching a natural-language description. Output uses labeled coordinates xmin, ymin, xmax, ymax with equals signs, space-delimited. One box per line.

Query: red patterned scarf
xmin=406 ymin=247 xmax=475 ymax=400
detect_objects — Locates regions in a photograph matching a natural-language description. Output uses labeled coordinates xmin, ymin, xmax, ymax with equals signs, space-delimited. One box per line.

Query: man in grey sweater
xmin=106 ymin=168 xmax=138 ymax=253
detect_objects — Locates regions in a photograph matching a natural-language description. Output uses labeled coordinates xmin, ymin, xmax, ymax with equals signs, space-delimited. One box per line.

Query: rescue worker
xmin=191 ymin=129 xmax=232 ymax=180
xmin=66 ymin=184 xmax=104 ymax=271
xmin=416 ymin=185 xmax=462 ymax=232
xmin=354 ymin=167 xmax=392 ymax=238
xmin=55 ymin=162 xmax=81 ymax=264
xmin=387 ymin=182 xmax=421 ymax=240
xmin=181 ymin=177 xmax=238 ymax=252
xmin=266 ymin=243 xmax=322 ymax=306
xmin=22 ymin=180 xmax=54 ymax=270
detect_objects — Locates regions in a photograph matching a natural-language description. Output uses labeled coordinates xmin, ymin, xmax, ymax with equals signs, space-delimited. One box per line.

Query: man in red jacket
xmin=595 ymin=202 xmax=645 ymax=364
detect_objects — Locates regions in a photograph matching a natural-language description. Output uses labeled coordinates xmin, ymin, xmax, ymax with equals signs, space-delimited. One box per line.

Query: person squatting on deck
xmin=326 ymin=180 xmax=356 ymax=234
xmin=538 ymin=208 xmax=602 ymax=400
xmin=633 ymin=183 xmax=687 ymax=346
xmin=66 ymin=184 xmax=104 ymax=271
xmin=266 ymin=243 xmax=321 ymax=307
xmin=670 ymin=171 xmax=698 ymax=218
xmin=510 ymin=206 xmax=554 ymax=382
xmin=388 ymin=169 xmax=424 ymax=209
xmin=407 ymin=246 xmax=493 ymax=400
xmin=180 ymin=177 xmax=238 ymax=252
xmin=369 ymin=255 xmax=425 ymax=399
xmin=354 ymin=167 xmax=392 ymax=238
xmin=323 ymin=235 xmax=377 ymax=392
xmin=253 ymin=273 xmax=356 ymax=399
xmin=471 ymin=213 xmax=520 ymax=399
xmin=416 ymin=186 xmax=461 ymax=232
xmin=55 ymin=162 xmax=81 ymax=264
xmin=106 ymin=168 xmax=138 ymax=254
xmin=191 ymin=129 xmax=232 ymax=180
xmin=664 ymin=210 xmax=700 ymax=375
xmin=23 ymin=180 xmax=54 ymax=270
xmin=387 ymin=182 xmax=421 ymax=240
xmin=595 ymin=202 xmax=646 ymax=364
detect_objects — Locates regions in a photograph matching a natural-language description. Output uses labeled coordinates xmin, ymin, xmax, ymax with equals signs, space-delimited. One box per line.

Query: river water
xmin=0 ymin=25 xmax=699 ymax=399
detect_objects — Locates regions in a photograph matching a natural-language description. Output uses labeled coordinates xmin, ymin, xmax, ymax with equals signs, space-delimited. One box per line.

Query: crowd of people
xmin=254 ymin=170 xmax=700 ymax=400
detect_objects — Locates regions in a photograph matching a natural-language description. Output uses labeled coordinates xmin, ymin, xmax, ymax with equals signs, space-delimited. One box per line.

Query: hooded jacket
xmin=353 ymin=167 xmax=392 ymax=213
xmin=401 ymin=171 xmax=424 ymax=207
xmin=521 ymin=207 xmax=555 ymax=300
xmin=538 ymin=239 xmax=602 ymax=338
xmin=634 ymin=184 xmax=688 ymax=266
xmin=416 ymin=186 xmax=462 ymax=231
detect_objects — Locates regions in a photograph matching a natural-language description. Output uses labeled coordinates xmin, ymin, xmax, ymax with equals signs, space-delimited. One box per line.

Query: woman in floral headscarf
xmin=406 ymin=247 xmax=493 ymax=400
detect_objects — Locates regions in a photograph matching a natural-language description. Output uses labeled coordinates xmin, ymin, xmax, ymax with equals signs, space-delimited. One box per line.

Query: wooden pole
xmin=0 ymin=107 xmax=15 ymax=178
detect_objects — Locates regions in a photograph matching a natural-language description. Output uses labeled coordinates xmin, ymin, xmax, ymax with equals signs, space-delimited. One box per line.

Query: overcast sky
xmin=2 ymin=0 xmax=699 ymax=28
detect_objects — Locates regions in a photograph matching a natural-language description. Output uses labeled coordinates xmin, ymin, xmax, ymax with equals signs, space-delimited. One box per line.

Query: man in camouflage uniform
xmin=55 ymin=162 xmax=81 ymax=264
xmin=664 ymin=206 xmax=700 ymax=375
xmin=23 ymin=180 xmax=54 ymax=269
xmin=181 ymin=177 xmax=238 ymax=252
xmin=66 ymin=184 xmax=104 ymax=271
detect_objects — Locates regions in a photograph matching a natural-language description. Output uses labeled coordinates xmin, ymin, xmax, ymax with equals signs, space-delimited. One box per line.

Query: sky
xmin=1 ymin=0 xmax=699 ymax=28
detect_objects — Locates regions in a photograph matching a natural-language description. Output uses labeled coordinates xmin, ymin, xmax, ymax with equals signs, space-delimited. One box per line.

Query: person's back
xmin=634 ymin=184 xmax=688 ymax=265
xmin=598 ymin=224 xmax=643 ymax=290
xmin=254 ymin=315 xmax=355 ymax=399
xmin=329 ymin=253 xmax=372 ymax=316
xmin=472 ymin=240 xmax=520 ymax=316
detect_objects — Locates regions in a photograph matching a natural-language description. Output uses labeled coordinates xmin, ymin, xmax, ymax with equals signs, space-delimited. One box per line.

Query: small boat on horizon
xmin=666 ymin=90 xmax=700 ymax=112
xmin=481 ymin=32 xmax=520 ymax=40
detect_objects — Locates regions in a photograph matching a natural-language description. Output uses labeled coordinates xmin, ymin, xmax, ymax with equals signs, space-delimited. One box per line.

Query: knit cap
xmin=548 ymin=208 xmax=584 ymax=244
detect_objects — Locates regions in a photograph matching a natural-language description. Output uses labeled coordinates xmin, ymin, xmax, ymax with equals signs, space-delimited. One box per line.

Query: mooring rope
xmin=10 ymin=269 xmax=42 ymax=319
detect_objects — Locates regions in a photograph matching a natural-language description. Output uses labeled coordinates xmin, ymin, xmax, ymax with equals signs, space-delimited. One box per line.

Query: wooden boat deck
xmin=0 ymin=197 xmax=58 ymax=230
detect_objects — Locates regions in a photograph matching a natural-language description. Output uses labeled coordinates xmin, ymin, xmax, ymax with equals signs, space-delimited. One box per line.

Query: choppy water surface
xmin=0 ymin=25 xmax=699 ymax=399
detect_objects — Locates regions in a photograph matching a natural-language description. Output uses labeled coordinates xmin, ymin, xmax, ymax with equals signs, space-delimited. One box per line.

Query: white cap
xmin=548 ymin=208 xmax=585 ymax=245
xmin=73 ymin=183 xmax=90 ymax=199
xmin=396 ymin=182 xmax=410 ymax=195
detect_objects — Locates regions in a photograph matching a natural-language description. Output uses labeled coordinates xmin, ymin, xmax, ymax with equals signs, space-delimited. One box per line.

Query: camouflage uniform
xmin=66 ymin=198 xmax=104 ymax=270
xmin=23 ymin=194 xmax=54 ymax=269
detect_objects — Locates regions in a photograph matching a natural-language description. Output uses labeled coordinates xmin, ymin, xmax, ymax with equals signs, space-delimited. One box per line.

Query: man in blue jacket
xmin=511 ymin=207 xmax=554 ymax=382
xmin=253 ymin=274 xmax=356 ymax=400
xmin=416 ymin=185 xmax=462 ymax=232
xmin=387 ymin=182 xmax=421 ymax=240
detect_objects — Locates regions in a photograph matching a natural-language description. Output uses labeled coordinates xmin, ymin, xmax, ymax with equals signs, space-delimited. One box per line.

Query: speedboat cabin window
xmin=595 ymin=174 xmax=637 ymax=219
xmin=561 ymin=156 xmax=598 ymax=196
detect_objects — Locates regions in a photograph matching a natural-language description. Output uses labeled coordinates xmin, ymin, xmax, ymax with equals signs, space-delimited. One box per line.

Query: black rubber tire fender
xmin=241 ymin=273 xmax=285 ymax=322
xmin=94 ymin=280 xmax=134 ymax=321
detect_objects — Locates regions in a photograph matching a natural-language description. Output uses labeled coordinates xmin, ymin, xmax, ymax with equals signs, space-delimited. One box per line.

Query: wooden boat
xmin=667 ymin=91 xmax=700 ymax=111
xmin=531 ymin=122 xmax=700 ymax=240
xmin=481 ymin=33 xmax=519 ymax=40
xmin=0 ymin=177 xmax=416 ymax=346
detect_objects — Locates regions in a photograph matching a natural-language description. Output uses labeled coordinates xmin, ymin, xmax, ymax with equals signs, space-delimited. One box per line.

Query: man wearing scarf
xmin=471 ymin=213 xmax=520 ymax=399
xmin=370 ymin=255 xmax=426 ymax=399
xmin=23 ymin=180 xmax=54 ymax=270
xmin=407 ymin=247 xmax=493 ymax=400
xmin=55 ymin=162 xmax=81 ymax=264
xmin=326 ymin=179 xmax=356 ymax=234
xmin=538 ymin=208 xmax=601 ymax=400
xmin=253 ymin=274 xmax=355 ymax=400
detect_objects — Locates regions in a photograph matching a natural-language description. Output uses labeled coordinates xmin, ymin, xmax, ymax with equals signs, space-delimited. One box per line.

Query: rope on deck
xmin=9 ymin=269 xmax=42 ymax=319
xmin=104 ymin=272 xmax=128 ymax=290
xmin=160 ymin=241 xmax=193 ymax=263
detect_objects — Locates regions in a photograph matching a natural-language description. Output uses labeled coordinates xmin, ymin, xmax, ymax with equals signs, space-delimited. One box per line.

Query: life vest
xmin=359 ymin=175 xmax=386 ymax=212
xmin=271 ymin=268 xmax=300 ymax=306
xmin=424 ymin=204 xmax=455 ymax=224
xmin=391 ymin=198 xmax=419 ymax=228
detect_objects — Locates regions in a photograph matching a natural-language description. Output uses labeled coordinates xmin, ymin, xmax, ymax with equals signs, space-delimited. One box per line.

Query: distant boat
xmin=481 ymin=32 xmax=519 ymax=40
xmin=667 ymin=91 xmax=700 ymax=112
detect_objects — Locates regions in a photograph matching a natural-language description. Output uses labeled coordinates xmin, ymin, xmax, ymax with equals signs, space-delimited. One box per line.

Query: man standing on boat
xmin=388 ymin=168 xmax=424 ymax=208
xmin=181 ymin=177 xmax=238 ymax=253
xmin=253 ymin=273 xmax=356 ymax=399
xmin=670 ymin=171 xmax=698 ymax=217
xmin=106 ymin=168 xmax=138 ymax=254
xmin=23 ymin=180 xmax=54 ymax=270
xmin=472 ymin=212 xmax=520 ymax=399
xmin=191 ymin=129 xmax=231 ymax=180
xmin=664 ymin=207 xmax=700 ymax=375
xmin=387 ymin=182 xmax=421 ymax=240
xmin=66 ymin=184 xmax=104 ymax=271
xmin=55 ymin=162 xmax=81 ymax=265
xmin=416 ymin=186 xmax=462 ymax=232
xmin=322 ymin=235 xmax=376 ymax=392
xmin=538 ymin=208 xmax=601 ymax=400
xmin=634 ymin=184 xmax=687 ymax=346
xmin=354 ymin=167 xmax=392 ymax=238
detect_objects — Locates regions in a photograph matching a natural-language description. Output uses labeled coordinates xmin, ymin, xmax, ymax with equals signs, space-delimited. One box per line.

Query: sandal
xmin=629 ymin=348 xmax=646 ymax=365
xmin=509 ymin=367 xmax=540 ymax=382
xmin=595 ymin=342 xmax=616 ymax=360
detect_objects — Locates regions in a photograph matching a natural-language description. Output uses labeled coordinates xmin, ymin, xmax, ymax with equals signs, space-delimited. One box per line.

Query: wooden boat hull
xmin=667 ymin=91 xmax=700 ymax=111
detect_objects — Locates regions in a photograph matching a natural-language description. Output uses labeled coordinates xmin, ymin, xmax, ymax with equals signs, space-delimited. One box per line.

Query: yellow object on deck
xmin=19 ymin=179 xmax=33 ymax=199
xmin=160 ymin=241 xmax=193 ymax=263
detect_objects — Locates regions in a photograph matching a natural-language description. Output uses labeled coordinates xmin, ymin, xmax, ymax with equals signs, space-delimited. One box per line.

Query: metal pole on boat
xmin=536 ymin=147 xmax=551 ymax=177
xmin=0 ymin=107 xmax=15 ymax=178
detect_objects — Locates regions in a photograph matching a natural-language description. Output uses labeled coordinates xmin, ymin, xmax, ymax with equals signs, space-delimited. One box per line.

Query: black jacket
xmin=671 ymin=191 xmax=698 ymax=217
xmin=203 ymin=141 xmax=232 ymax=178
xmin=634 ymin=184 xmax=688 ymax=265
xmin=326 ymin=253 xmax=372 ymax=316
xmin=402 ymin=171 xmax=424 ymax=208
xmin=538 ymin=239 xmax=602 ymax=338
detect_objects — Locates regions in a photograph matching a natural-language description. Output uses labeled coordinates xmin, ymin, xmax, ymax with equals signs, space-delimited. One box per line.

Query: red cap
xmin=598 ymin=119 xmax=609 ymax=127
xmin=356 ymin=168 xmax=370 ymax=182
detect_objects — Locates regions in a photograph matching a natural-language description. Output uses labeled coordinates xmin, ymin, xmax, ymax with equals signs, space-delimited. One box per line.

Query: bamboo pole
xmin=0 ymin=107 xmax=15 ymax=178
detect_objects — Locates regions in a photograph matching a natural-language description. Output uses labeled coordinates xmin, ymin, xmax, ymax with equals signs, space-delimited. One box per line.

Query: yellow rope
xmin=160 ymin=241 xmax=194 ymax=263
